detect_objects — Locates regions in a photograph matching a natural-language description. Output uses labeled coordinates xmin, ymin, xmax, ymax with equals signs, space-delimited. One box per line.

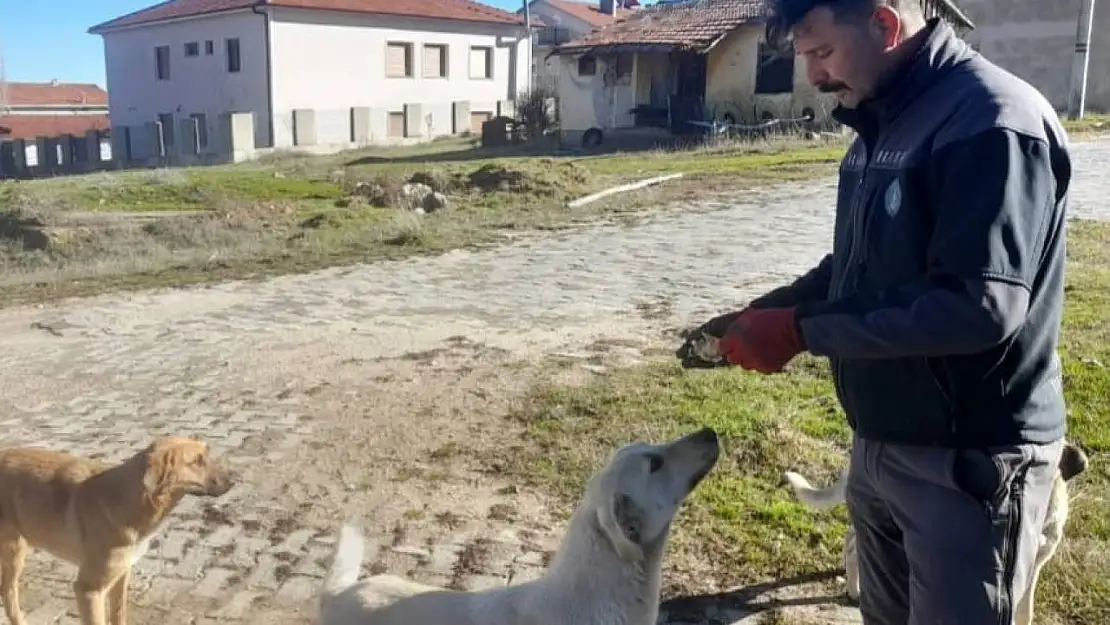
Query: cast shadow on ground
xmin=661 ymin=569 xmax=857 ymax=621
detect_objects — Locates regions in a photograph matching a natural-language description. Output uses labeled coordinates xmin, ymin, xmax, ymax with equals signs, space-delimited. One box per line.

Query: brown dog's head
xmin=141 ymin=436 xmax=235 ymax=503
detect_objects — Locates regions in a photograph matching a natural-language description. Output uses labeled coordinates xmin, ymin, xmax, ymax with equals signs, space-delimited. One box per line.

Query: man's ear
xmin=871 ymin=5 xmax=902 ymax=48
xmin=597 ymin=493 xmax=644 ymax=561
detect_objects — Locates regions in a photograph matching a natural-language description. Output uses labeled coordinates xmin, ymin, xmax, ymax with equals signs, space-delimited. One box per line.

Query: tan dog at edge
xmin=783 ymin=441 xmax=1089 ymax=625
xmin=0 ymin=436 xmax=236 ymax=625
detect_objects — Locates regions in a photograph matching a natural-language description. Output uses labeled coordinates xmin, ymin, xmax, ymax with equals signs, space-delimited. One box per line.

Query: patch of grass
xmin=15 ymin=168 xmax=344 ymax=212
xmin=0 ymin=134 xmax=847 ymax=306
xmin=1062 ymin=113 xmax=1110 ymax=138
xmin=505 ymin=220 xmax=1110 ymax=624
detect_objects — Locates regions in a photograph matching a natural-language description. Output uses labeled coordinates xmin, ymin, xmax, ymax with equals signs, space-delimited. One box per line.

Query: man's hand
xmin=719 ymin=307 xmax=805 ymax=373
xmin=675 ymin=310 xmax=746 ymax=369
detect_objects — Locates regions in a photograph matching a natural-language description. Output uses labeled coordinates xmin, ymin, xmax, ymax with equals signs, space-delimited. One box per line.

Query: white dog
xmin=783 ymin=441 xmax=1088 ymax=625
xmin=319 ymin=427 xmax=721 ymax=625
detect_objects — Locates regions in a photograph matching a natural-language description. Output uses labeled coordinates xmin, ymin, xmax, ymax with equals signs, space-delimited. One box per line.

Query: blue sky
xmin=1 ymin=0 xmax=526 ymax=87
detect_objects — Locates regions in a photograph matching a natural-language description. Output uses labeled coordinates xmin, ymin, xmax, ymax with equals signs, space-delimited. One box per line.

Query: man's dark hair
xmin=764 ymin=0 xmax=924 ymax=54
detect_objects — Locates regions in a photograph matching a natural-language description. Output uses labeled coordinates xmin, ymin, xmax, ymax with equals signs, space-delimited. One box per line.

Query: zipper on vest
xmin=832 ymin=149 xmax=870 ymax=405
xmin=838 ymin=146 xmax=871 ymax=298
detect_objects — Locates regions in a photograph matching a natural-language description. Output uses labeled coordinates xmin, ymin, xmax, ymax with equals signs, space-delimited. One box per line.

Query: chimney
xmin=599 ymin=0 xmax=616 ymax=16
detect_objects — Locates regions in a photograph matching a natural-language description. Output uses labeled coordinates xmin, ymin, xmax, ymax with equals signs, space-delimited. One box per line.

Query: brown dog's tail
xmin=783 ymin=467 xmax=848 ymax=511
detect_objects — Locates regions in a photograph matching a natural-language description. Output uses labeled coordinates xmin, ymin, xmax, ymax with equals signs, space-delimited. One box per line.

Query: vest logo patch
xmin=884 ymin=179 xmax=903 ymax=217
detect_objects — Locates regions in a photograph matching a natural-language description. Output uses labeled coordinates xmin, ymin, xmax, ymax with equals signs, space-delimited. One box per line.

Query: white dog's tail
xmin=322 ymin=523 xmax=365 ymax=600
xmin=783 ymin=467 xmax=848 ymax=511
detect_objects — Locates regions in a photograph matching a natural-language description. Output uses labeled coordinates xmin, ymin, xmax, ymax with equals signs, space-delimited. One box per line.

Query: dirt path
xmin=2 ymin=140 xmax=1106 ymax=624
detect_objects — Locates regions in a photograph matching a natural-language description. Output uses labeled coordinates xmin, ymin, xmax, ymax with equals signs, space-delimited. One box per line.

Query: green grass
xmin=505 ymin=220 xmax=1110 ymax=624
xmin=0 ymin=135 xmax=845 ymax=306
xmin=1063 ymin=113 xmax=1110 ymax=138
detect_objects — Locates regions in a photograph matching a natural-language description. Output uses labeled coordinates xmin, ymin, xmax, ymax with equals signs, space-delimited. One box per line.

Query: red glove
xmin=719 ymin=307 xmax=805 ymax=373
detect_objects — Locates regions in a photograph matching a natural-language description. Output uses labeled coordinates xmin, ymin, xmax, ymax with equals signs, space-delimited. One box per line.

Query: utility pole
xmin=1067 ymin=0 xmax=1097 ymax=120
xmin=523 ymin=0 xmax=533 ymax=94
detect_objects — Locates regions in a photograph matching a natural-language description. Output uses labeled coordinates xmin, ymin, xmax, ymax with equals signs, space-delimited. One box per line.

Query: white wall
xmin=958 ymin=0 xmax=1110 ymax=112
xmin=101 ymin=10 xmax=271 ymax=151
xmin=528 ymin=1 xmax=601 ymax=93
xmin=268 ymin=8 xmax=531 ymax=147
xmin=555 ymin=53 xmax=636 ymax=133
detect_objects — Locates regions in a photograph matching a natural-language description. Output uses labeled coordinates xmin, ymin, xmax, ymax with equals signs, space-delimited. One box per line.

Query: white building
xmin=523 ymin=0 xmax=632 ymax=92
xmin=88 ymin=0 xmax=534 ymax=153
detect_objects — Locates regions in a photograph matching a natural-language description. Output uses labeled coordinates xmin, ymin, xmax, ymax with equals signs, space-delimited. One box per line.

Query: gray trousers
xmin=847 ymin=434 xmax=1064 ymax=625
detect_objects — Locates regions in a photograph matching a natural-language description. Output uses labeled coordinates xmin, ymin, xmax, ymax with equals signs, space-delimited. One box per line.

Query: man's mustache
xmin=818 ymin=82 xmax=848 ymax=93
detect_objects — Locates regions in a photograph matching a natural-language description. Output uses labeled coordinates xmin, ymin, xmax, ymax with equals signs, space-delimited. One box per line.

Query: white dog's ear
xmin=597 ymin=493 xmax=644 ymax=561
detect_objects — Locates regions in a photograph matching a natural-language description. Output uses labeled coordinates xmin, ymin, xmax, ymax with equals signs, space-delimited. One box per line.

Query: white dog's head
xmin=588 ymin=427 xmax=720 ymax=561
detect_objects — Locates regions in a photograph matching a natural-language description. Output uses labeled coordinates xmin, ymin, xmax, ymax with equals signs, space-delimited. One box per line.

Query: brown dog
xmin=0 ymin=436 xmax=235 ymax=625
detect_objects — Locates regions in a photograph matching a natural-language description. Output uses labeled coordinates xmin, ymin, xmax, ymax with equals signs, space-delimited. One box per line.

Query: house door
xmin=674 ymin=52 xmax=707 ymax=97
xmin=670 ymin=52 xmax=708 ymax=133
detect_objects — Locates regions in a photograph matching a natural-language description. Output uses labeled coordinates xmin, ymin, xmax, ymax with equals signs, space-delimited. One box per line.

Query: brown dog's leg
xmin=106 ymin=569 xmax=130 ymax=625
xmin=75 ymin=552 xmax=129 ymax=625
xmin=0 ymin=532 xmax=28 ymax=625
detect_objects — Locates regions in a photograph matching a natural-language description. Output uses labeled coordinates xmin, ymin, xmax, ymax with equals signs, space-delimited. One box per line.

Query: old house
xmin=0 ymin=81 xmax=109 ymax=141
xmin=550 ymin=0 xmax=973 ymax=147
xmin=959 ymin=0 xmax=1109 ymax=112
xmin=88 ymin=0 xmax=533 ymax=155
xmin=525 ymin=0 xmax=638 ymax=91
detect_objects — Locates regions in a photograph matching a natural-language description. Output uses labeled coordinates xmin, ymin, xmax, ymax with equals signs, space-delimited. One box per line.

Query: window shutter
xmin=423 ymin=45 xmax=445 ymax=78
xmin=469 ymin=47 xmax=491 ymax=78
xmin=387 ymin=44 xmax=409 ymax=77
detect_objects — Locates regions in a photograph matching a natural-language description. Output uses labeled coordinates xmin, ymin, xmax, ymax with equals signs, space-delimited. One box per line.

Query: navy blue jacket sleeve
xmin=796 ymin=128 xmax=1056 ymax=359
xmin=748 ymin=254 xmax=833 ymax=309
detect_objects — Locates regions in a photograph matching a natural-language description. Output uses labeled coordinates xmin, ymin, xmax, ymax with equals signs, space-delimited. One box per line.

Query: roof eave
xmin=88 ymin=6 xmax=261 ymax=35
xmin=552 ymin=41 xmax=710 ymax=56
xmin=89 ymin=2 xmax=526 ymax=35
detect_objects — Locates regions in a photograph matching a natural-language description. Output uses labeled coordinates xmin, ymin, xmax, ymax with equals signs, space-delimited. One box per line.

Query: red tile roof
xmin=539 ymin=0 xmax=632 ymax=28
xmin=89 ymin=0 xmax=525 ymax=33
xmin=0 ymin=115 xmax=111 ymax=140
xmin=5 ymin=82 xmax=108 ymax=107
xmin=555 ymin=0 xmax=765 ymax=54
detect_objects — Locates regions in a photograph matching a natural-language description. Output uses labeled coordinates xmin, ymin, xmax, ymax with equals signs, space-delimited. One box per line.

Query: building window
xmin=386 ymin=42 xmax=414 ymax=78
xmin=388 ymin=112 xmax=406 ymax=137
xmin=755 ymin=42 xmax=794 ymax=94
xmin=157 ymin=113 xmax=175 ymax=150
xmin=205 ymin=40 xmax=214 ymax=55
xmin=423 ymin=44 xmax=448 ymax=78
xmin=469 ymin=46 xmax=493 ymax=79
xmin=614 ymin=54 xmax=633 ymax=78
xmin=577 ymin=55 xmax=596 ymax=76
xmin=155 ymin=45 xmax=170 ymax=80
xmin=538 ymin=26 xmax=571 ymax=46
xmin=470 ymin=111 xmax=492 ymax=134
xmin=185 ymin=42 xmax=199 ymax=57
xmin=190 ymin=113 xmax=209 ymax=150
xmin=226 ymin=38 xmax=241 ymax=73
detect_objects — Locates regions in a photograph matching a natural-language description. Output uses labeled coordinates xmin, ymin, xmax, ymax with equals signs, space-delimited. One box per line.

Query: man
xmin=676 ymin=1 xmax=1073 ymax=623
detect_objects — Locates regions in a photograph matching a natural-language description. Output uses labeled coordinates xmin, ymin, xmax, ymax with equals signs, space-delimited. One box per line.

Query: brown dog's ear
xmin=1059 ymin=442 xmax=1089 ymax=482
xmin=142 ymin=443 xmax=183 ymax=501
xmin=596 ymin=493 xmax=644 ymax=561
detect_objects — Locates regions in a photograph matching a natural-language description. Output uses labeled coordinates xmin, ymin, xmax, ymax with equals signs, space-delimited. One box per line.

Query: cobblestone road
xmin=1 ymin=139 xmax=1107 ymax=624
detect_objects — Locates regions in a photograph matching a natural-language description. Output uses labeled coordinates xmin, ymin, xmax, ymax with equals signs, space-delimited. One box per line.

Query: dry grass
xmin=503 ymin=220 xmax=1110 ymax=624
xmin=0 ymin=134 xmax=846 ymax=306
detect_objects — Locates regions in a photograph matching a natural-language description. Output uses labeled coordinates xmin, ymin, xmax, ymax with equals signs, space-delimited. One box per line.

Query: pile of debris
xmin=344 ymin=174 xmax=450 ymax=213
